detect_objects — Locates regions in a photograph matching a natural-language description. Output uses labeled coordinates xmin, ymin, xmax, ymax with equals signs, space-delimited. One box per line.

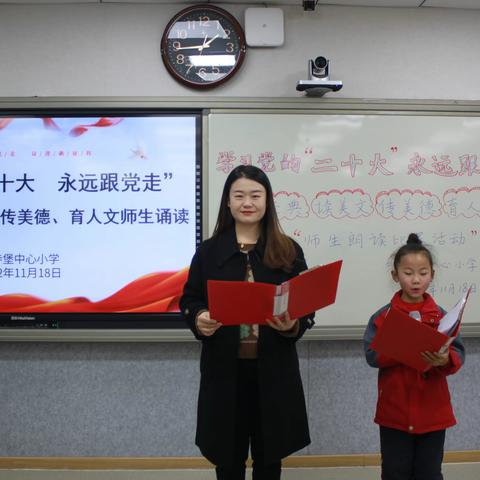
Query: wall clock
xmin=161 ymin=5 xmax=247 ymax=89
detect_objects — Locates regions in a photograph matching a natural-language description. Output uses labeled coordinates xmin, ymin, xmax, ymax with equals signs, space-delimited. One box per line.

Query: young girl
xmin=180 ymin=165 xmax=315 ymax=480
xmin=363 ymin=233 xmax=465 ymax=480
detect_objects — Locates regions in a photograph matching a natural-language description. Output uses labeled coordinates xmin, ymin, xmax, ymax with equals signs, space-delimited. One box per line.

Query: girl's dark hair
xmin=392 ymin=233 xmax=434 ymax=271
xmin=212 ymin=165 xmax=296 ymax=271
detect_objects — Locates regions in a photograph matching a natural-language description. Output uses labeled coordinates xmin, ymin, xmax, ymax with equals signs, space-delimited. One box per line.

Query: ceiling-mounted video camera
xmin=296 ymin=55 xmax=343 ymax=97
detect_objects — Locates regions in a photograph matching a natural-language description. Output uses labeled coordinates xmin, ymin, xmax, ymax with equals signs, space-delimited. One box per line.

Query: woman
xmin=180 ymin=165 xmax=315 ymax=480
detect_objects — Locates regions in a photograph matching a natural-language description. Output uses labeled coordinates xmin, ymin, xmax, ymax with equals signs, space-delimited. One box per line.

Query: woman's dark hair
xmin=212 ymin=165 xmax=296 ymax=271
xmin=392 ymin=233 xmax=434 ymax=271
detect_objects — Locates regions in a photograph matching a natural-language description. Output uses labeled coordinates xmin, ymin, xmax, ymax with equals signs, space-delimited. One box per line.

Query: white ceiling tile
xmin=0 ymin=0 xmax=477 ymax=9
xmin=316 ymin=0 xmax=421 ymax=6
xmin=205 ymin=0 xmax=421 ymax=5
xmin=422 ymin=0 xmax=480 ymax=8
xmin=0 ymin=0 xmax=96 ymax=3
xmin=99 ymin=0 xmax=190 ymax=3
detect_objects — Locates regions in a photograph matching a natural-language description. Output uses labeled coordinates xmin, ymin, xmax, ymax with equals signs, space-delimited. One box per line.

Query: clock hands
xmin=202 ymin=34 xmax=219 ymax=48
xmin=198 ymin=34 xmax=209 ymax=56
xmin=175 ymin=44 xmax=206 ymax=51
xmin=175 ymin=34 xmax=220 ymax=52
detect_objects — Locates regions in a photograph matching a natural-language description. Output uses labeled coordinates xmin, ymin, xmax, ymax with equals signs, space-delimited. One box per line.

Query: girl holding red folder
xmin=363 ymin=233 xmax=465 ymax=480
xmin=180 ymin=165 xmax=315 ymax=480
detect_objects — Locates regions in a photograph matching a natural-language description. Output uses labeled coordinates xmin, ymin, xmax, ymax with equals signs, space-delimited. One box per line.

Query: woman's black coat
xmin=179 ymin=227 xmax=315 ymax=467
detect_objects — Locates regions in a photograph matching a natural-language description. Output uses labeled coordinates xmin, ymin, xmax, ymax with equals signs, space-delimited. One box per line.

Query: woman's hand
xmin=196 ymin=310 xmax=221 ymax=337
xmin=267 ymin=311 xmax=298 ymax=333
xmin=421 ymin=350 xmax=449 ymax=367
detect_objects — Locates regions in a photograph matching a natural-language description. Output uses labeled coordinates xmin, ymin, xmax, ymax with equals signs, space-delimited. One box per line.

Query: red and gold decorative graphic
xmin=0 ymin=269 xmax=188 ymax=314
xmin=0 ymin=117 xmax=123 ymax=136
xmin=69 ymin=117 xmax=123 ymax=137
xmin=0 ymin=118 xmax=14 ymax=130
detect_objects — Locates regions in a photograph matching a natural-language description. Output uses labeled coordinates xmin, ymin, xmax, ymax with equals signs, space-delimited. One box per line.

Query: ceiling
xmin=0 ymin=0 xmax=479 ymax=9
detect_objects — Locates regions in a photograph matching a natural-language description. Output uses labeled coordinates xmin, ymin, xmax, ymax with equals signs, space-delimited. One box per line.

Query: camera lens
xmin=314 ymin=57 xmax=327 ymax=69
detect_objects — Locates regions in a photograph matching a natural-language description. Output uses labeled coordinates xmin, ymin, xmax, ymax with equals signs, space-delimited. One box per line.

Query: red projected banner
xmin=0 ymin=269 xmax=188 ymax=313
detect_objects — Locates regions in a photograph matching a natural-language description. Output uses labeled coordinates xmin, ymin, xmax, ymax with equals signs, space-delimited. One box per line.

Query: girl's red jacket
xmin=364 ymin=291 xmax=465 ymax=434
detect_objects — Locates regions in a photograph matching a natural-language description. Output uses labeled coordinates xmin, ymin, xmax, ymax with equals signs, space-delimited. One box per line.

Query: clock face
xmin=161 ymin=5 xmax=246 ymax=89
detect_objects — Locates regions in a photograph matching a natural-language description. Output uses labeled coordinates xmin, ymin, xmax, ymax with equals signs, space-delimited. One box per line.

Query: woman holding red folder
xmin=180 ymin=165 xmax=315 ymax=480
xmin=363 ymin=233 xmax=465 ymax=480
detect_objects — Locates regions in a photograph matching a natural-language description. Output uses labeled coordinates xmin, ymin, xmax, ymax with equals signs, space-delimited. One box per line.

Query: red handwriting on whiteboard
xmin=217 ymin=150 xmax=480 ymax=177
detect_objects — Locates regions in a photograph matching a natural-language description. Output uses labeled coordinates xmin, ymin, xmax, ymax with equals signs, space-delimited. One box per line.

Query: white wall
xmin=0 ymin=3 xmax=479 ymax=100
xmin=1 ymin=1 xmax=480 ymax=459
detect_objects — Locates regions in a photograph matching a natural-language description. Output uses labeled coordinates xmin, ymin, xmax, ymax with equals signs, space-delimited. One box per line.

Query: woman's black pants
xmin=215 ymin=359 xmax=281 ymax=480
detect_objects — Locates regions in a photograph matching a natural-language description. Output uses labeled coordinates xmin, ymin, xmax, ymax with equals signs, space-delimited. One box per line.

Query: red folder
xmin=370 ymin=308 xmax=454 ymax=372
xmin=207 ymin=259 xmax=342 ymax=326
xmin=286 ymin=260 xmax=342 ymax=320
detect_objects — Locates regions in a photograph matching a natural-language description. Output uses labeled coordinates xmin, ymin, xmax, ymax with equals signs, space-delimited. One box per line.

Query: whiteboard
xmin=208 ymin=111 xmax=480 ymax=330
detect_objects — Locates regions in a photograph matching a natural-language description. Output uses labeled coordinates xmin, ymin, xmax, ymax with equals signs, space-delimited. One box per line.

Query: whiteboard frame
xmin=1 ymin=96 xmax=480 ymax=341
